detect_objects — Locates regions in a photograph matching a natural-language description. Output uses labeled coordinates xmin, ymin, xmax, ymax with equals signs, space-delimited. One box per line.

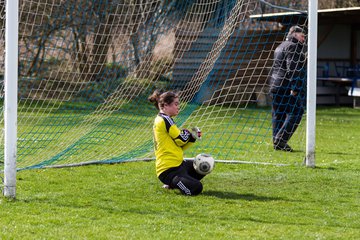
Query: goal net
xmin=0 ymin=0 xmax=309 ymax=170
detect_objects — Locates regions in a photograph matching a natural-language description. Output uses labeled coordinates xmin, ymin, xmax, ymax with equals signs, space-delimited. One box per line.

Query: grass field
xmin=1 ymin=107 xmax=360 ymax=239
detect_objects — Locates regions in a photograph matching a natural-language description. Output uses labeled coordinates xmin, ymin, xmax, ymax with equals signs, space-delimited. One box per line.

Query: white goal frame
xmin=3 ymin=0 xmax=317 ymax=199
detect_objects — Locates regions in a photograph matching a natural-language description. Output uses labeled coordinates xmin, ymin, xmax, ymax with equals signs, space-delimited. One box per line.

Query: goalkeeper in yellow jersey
xmin=148 ymin=90 xmax=206 ymax=196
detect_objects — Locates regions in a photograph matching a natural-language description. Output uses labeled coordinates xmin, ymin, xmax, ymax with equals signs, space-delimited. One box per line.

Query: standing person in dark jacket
xmin=269 ymin=25 xmax=307 ymax=152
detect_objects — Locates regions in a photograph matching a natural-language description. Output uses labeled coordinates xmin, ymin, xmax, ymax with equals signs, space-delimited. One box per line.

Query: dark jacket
xmin=269 ymin=36 xmax=306 ymax=94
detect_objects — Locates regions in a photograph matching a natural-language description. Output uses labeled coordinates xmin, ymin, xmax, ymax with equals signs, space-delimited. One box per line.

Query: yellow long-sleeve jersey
xmin=153 ymin=113 xmax=196 ymax=176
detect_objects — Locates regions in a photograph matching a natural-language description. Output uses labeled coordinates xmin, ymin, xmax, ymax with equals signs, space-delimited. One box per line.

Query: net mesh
xmin=0 ymin=0 xmax=308 ymax=170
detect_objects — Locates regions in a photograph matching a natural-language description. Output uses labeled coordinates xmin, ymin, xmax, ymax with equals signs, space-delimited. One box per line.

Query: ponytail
xmin=148 ymin=90 xmax=162 ymax=110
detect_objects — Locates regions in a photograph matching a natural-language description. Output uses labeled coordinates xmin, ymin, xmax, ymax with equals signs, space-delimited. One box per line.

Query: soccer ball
xmin=193 ymin=153 xmax=215 ymax=175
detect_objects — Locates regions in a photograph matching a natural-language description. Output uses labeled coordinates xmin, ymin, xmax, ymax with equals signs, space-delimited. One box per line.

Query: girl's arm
xmin=169 ymin=126 xmax=196 ymax=147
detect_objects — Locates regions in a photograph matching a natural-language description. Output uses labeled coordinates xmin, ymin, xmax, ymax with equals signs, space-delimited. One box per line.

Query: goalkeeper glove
xmin=191 ymin=127 xmax=202 ymax=140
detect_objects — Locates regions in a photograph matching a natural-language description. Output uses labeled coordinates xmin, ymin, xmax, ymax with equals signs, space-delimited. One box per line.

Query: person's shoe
xmin=274 ymin=141 xmax=293 ymax=152
xmin=162 ymin=184 xmax=172 ymax=189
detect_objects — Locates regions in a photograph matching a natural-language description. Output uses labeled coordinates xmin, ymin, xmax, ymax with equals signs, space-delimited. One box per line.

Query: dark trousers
xmin=159 ymin=160 xmax=205 ymax=196
xmin=271 ymin=92 xmax=304 ymax=144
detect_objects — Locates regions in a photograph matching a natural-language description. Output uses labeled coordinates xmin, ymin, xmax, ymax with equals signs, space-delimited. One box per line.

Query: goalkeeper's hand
xmin=191 ymin=127 xmax=202 ymax=140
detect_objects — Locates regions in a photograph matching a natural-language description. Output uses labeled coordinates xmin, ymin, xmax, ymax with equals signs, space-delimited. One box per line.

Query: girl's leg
xmin=171 ymin=175 xmax=203 ymax=196
xmin=159 ymin=161 xmax=204 ymax=195
xmin=183 ymin=159 xmax=205 ymax=180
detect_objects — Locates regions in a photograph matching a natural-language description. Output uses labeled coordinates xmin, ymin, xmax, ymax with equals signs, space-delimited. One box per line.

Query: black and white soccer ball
xmin=193 ymin=153 xmax=215 ymax=175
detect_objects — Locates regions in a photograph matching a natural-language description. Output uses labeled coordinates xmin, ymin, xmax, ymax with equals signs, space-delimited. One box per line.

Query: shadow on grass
xmin=203 ymin=190 xmax=285 ymax=201
xmin=327 ymin=152 xmax=358 ymax=156
xmin=313 ymin=166 xmax=337 ymax=170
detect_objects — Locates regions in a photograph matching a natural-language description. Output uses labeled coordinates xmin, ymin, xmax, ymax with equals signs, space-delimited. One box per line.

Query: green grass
xmin=1 ymin=107 xmax=360 ymax=239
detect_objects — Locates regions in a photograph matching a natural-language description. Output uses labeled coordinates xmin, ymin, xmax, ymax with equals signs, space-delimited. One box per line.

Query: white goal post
xmin=3 ymin=0 xmax=19 ymax=198
xmin=305 ymin=0 xmax=318 ymax=167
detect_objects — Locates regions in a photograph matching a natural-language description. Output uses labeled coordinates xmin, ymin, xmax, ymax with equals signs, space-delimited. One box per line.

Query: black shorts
xmin=158 ymin=160 xmax=204 ymax=186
